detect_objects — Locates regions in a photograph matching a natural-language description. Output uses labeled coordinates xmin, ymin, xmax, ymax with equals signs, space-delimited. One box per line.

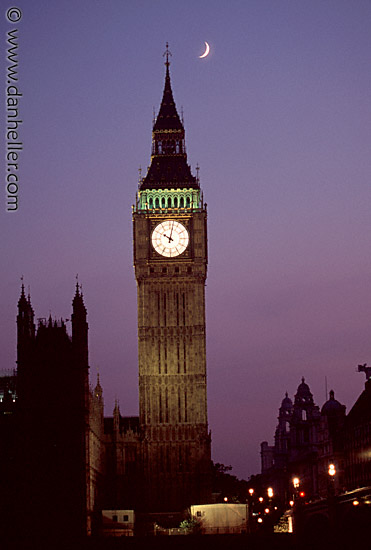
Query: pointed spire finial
xmin=20 ymin=275 xmax=25 ymax=295
xmin=163 ymin=42 xmax=172 ymax=69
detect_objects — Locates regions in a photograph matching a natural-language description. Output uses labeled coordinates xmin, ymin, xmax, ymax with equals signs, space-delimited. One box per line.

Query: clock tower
xmin=133 ymin=45 xmax=211 ymax=512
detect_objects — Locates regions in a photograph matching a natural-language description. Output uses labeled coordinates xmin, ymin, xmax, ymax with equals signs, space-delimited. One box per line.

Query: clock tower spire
xmin=133 ymin=47 xmax=211 ymax=512
xmin=139 ymin=45 xmax=197 ymax=196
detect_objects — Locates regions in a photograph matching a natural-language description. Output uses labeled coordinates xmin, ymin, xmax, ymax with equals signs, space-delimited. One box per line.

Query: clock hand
xmin=163 ymin=233 xmax=173 ymax=243
xmin=169 ymin=221 xmax=175 ymax=240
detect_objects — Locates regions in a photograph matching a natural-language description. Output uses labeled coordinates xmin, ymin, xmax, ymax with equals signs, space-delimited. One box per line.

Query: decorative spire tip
xmin=163 ymin=42 xmax=172 ymax=68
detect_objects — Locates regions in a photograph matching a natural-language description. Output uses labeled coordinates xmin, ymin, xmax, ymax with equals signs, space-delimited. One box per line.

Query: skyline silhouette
xmin=2 ymin=0 xmax=371 ymax=479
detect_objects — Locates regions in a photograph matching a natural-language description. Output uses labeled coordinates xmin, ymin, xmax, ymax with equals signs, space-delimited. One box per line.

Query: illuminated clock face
xmin=151 ymin=220 xmax=189 ymax=257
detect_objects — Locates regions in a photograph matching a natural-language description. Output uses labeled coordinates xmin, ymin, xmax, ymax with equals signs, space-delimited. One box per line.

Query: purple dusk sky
xmin=2 ymin=1 xmax=371 ymax=480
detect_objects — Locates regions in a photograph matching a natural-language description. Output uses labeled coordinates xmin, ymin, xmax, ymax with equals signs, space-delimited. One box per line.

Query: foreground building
xmin=260 ymin=378 xmax=346 ymax=503
xmin=344 ymin=374 xmax=371 ymax=489
xmin=14 ymin=284 xmax=104 ymax=539
xmin=258 ymin=373 xmax=371 ymax=505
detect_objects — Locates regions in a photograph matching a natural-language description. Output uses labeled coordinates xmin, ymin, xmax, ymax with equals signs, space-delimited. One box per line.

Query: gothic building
xmin=103 ymin=47 xmax=211 ymax=515
xmin=132 ymin=45 xmax=211 ymax=511
xmin=14 ymin=284 xmax=104 ymax=539
xmin=260 ymin=378 xmax=346 ymax=503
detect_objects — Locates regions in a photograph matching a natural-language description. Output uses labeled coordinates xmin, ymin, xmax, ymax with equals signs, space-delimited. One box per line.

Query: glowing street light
xmin=328 ymin=463 xmax=336 ymax=477
xmin=293 ymin=477 xmax=300 ymax=489
xmin=248 ymin=488 xmax=254 ymax=497
xmin=259 ymin=497 xmax=263 ymax=503
xmin=267 ymin=487 xmax=274 ymax=498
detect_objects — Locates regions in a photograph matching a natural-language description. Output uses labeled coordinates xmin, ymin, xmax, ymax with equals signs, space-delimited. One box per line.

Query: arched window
xmin=158 ymin=141 xmax=162 ymax=154
xmin=180 ymin=196 xmax=184 ymax=208
xmin=174 ymin=197 xmax=178 ymax=208
xmin=186 ymin=196 xmax=191 ymax=208
xmin=161 ymin=197 xmax=166 ymax=208
xmin=175 ymin=141 xmax=180 ymax=154
xmin=148 ymin=197 xmax=153 ymax=209
xmin=155 ymin=197 xmax=160 ymax=208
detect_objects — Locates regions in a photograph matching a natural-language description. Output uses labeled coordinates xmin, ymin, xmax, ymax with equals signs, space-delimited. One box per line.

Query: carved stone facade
xmin=260 ymin=378 xmax=346 ymax=504
xmin=132 ymin=52 xmax=211 ymax=512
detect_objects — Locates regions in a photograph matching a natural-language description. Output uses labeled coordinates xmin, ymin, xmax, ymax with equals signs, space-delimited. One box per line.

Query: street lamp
xmin=328 ymin=462 xmax=336 ymax=499
xmin=267 ymin=487 xmax=274 ymax=498
xmin=328 ymin=463 xmax=336 ymax=477
xmin=293 ymin=477 xmax=300 ymax=489
xmin=247 ymin=488 xmax=254 ymax=534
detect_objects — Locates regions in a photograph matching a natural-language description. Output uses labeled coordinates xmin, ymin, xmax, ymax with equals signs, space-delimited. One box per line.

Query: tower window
xmin=150 ymin=267 xmax=154 ymax=273
xmin=149 ymin=198 xmax=153 ymax=209
xmin=187 ymin=266 xmax=192 ymax=274
xmin=180 ymin=197 xmax=184 ymax=208
xmin=162 ymin=267 xmax=167 ymax=273
xmin=174 ymin=197 xmax=178 ymax=208
xmin=155 ymin=198 xmax=160 ymax=208
xmin=186 ymin=196 xmax=191 ymax=208
xmin=161 ymin=197 xmax=165 ymax=208
xmin=175 ymin=266 xmax=179 ymax=273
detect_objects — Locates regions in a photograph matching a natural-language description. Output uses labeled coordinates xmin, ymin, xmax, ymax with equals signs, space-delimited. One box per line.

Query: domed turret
xmin=280 ymin=392 xmax=293 ymax=412
xmin=321 ymin=390 xmax=346 ymax=417
xmin=294 ymin=377 xmax=314 ymax=406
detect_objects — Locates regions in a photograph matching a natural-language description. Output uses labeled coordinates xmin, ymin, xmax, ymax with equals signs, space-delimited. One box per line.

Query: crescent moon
xmin=199 ymin=41 xmax=210 ymax=59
